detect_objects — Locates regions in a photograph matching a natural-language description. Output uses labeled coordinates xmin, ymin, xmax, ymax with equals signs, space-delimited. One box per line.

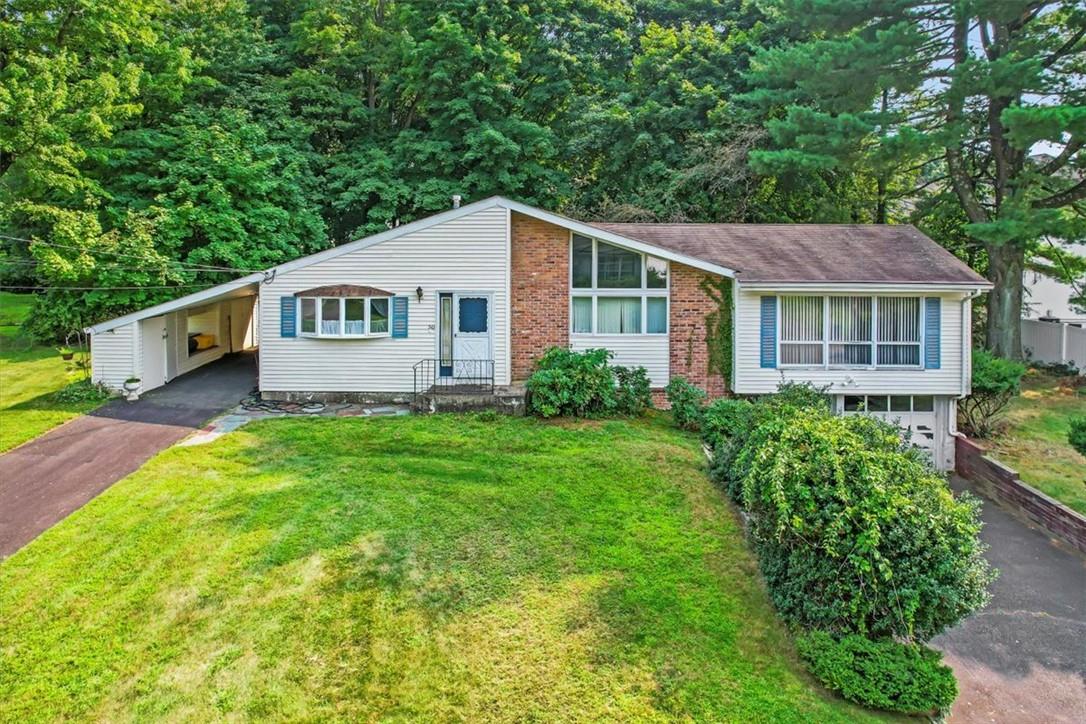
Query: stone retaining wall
xmin=955 ymin=434 xmax=1086 ymax=554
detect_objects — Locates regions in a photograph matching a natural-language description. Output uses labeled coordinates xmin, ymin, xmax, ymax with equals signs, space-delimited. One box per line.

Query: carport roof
xmin=86 ymin=276 xmax=262 ymax=334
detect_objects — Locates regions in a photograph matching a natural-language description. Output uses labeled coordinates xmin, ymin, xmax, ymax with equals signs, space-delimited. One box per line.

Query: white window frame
xmin=569 ymin=233 xmax=669 ymax=336
xmin=298 ymin=296 xmax=392 ymax=339
xmin=777 ymin=294 xmax=925 ymax=370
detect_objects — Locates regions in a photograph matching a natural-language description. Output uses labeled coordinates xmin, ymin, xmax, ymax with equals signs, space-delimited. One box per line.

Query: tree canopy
xmin=1 ymin=0 xmax=1082 ymax=346
xmin=742 ymin=0 xmax=1086 ymax=356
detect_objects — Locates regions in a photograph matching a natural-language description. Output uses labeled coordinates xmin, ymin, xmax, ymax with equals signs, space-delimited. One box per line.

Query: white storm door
xmin=452 ymin=294 xmax=492 ymax=375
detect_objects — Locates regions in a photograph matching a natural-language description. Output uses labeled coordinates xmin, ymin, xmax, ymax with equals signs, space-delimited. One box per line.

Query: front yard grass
xmin=0 ymin=414 xmax=883 ymax=722
xmin=0 ymin=292 xmax=108 ymax=452
xmin=988 ymin=370 xmax=1086 ymax=514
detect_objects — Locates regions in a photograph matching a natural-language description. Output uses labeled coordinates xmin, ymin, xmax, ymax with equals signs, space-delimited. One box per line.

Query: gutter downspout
xmin=959 ymin=290 xmax=984 ymax=399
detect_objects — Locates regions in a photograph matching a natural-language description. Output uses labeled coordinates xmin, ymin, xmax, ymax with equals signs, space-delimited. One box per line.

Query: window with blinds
xmin=780 ymin=296 xmax=823 ymax=364
xmin=828 ymin=296 xmax=872 ymax=365
xmin=877 ymin=296 xmax=921 ymax=366
xmin=778 ymin=295 xmax=924 ymax=368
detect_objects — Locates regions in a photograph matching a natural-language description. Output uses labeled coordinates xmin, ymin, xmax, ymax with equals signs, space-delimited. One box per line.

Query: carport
xmin=87 ymin=275 xmax=263 ymax=395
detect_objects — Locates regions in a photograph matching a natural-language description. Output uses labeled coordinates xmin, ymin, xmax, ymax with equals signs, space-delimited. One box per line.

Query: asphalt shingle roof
xmin=588 ymin=222 xmax=988 ymax=285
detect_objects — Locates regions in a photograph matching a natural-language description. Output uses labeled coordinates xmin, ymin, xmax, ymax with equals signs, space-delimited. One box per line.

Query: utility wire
xmin=0 ymin=234 xmax=265 ymax=274
xmin=0 ymin=284 xmax=223 ymax=291
xmin=0 ymin=258 xmax=254 ymax=274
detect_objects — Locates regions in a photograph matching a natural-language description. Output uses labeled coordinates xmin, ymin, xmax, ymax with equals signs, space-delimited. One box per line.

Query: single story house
xmin=88 ymin=196 xmax=990 ymax=469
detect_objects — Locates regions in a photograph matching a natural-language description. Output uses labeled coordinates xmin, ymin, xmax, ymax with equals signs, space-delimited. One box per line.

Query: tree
xmin=743 ymin=0 xmax=1086 ymax=358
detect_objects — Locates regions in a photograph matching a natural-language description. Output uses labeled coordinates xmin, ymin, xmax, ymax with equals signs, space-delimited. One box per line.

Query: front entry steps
xmin=413 ymin=384 xmax=527 ymax=416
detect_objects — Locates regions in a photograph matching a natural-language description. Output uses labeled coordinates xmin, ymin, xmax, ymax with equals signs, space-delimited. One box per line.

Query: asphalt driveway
xmin=934 ymin=475 xmax=1086 ymax=723
xmin=0 ymin=352 xmax=256 ymax=558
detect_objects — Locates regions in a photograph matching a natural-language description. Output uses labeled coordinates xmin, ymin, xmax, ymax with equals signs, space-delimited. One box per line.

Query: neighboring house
xmin=1023 ymin=242 xmax=1086 ymax=325
xmin=88 ymin=196 xmax=990 ymax=469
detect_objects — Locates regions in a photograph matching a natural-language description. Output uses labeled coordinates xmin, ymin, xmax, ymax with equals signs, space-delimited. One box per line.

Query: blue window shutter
xmin=280 ymin=297 xmax=296 ymax=337
xmin=760 ymin=296 xmax=777 ymax=368
xmin=924 ymin=297 xmax=941 ymax=369
xmin=391 ymin=296 xmax=409 ymax=338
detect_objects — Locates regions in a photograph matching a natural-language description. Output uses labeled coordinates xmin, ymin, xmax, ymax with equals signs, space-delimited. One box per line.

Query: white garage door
xmin=841 ymin=394 xmax=937 ymax=453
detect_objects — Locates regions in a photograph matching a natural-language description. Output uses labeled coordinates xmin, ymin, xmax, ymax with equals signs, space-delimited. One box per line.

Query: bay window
xmin=778 ymin=295 xmax=924 ymax=368
xmin=570 ymin=234 xmax=668 ymax=335
xmin=299 ymin=296 xmax=392 ymax=338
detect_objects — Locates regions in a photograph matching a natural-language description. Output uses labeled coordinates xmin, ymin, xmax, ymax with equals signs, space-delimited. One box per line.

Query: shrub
xmin=736 ymin=406 xmax=993 ymax=641
xmin=527 ymin=347 xmax=617 ymax=418
xmin=51 ymin=380 xmax=113 ymax=404
xmin=525 ymin=348 xmax=653 ymax=418
xmin=797 ymin=631 xmax=957 ymax=715
xmin=700 ymin=397 xmax=752 ymax=451
xmin=613 ymin=365 xmax=652 ymax=416
xmin=760 ymin=381 xmax=831 ymax=415
xmin=665 ymin=377 xmax=706 ymax=430
xmin=1069 ymin=415 xmax=1086 ymax=458
xmin=959 ymin=349 xmax=1026 ymax=437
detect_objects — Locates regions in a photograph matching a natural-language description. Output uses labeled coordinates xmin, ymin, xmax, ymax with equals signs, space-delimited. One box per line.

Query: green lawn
xmin=988 ymin=370 xmax=1086 ymax=514
xmin=0 ymin=292 xmax=108 ymax=452
xmin=0 ymin=414 xmax=884 ymax=722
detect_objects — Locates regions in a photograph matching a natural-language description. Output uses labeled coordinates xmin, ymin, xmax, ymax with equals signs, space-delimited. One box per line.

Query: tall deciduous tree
xmin=744 ymin=0 xmax=1086 ymax=357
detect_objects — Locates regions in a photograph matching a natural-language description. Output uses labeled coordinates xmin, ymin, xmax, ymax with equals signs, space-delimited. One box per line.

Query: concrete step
xmin=413 ymin=385 xmax=527 ymax=416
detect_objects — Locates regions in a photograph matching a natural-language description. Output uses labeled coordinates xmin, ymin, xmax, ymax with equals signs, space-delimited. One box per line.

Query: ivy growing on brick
xmin=700 ymin=275 xmax=734 ymax=390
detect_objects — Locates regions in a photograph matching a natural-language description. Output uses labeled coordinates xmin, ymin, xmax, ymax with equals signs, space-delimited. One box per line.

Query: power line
xmin=0 ymin=284 xmax=222 ymax=292
xmin=0 ymin=234 xmax=265 ymax=274
xmin=0 ymin=258 xmax=254 ymax=274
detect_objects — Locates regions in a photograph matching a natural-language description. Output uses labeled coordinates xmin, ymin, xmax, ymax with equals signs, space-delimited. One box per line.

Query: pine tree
xmin=743 ymin=0 xmax=1086 ymax=357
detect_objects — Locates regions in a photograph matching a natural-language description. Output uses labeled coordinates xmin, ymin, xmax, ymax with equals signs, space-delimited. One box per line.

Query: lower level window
xmin=299 ymin=296 xmax=391 ymax=338
xmin=843 ymin=395 xmax=934 ymax=413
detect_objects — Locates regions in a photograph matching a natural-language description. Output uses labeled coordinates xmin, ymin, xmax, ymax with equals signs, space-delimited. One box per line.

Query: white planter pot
xmin=123 ymin=381 xmax=141 ymax=401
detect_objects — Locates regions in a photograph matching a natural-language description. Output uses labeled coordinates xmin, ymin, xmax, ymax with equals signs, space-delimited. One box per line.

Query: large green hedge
xmin=702 ymin=384 xmax=994 ymax=642
xmin=739 ymin=405 xmax=992 ymax=641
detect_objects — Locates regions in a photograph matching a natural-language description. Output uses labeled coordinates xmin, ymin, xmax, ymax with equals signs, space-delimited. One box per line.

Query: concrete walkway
xmin=934 ymin=475 xmax=1086 ymax=723
xmin=0 ymin=352 xmax=257 ymax=558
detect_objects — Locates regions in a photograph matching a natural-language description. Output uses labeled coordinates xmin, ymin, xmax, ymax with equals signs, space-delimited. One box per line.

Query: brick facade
xmin=668 ymin=263 xmax=728 ymax=398
xmin=510 ymin=214 xmax=728 ymax=397
xmin=510 ymin=212 xmax=569 ymax=380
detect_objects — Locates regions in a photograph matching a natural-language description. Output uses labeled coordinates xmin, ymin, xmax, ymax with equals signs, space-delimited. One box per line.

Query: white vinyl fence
xmin=1022 ymin=319 xmax=1086 ymax=372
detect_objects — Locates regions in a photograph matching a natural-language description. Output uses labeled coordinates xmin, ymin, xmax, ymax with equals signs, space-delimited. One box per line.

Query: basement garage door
xmin=841 ymin=394 xmax=937 ymax=454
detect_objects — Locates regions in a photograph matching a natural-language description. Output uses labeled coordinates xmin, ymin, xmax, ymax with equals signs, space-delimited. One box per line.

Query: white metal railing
xmin=1022 ymin=319 xmax=1086 ymax=372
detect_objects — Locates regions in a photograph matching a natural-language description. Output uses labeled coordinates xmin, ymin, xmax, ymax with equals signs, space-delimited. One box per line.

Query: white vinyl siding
xmin=734 ymin=286 xmax=966 ymax=395
xmin=91 ymin=322 xmax=139 ymax=391
xmin=259 ymin=206 xmax=509 ymax=392
xmin=569 ymin=334 xmax=670 ymax=387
